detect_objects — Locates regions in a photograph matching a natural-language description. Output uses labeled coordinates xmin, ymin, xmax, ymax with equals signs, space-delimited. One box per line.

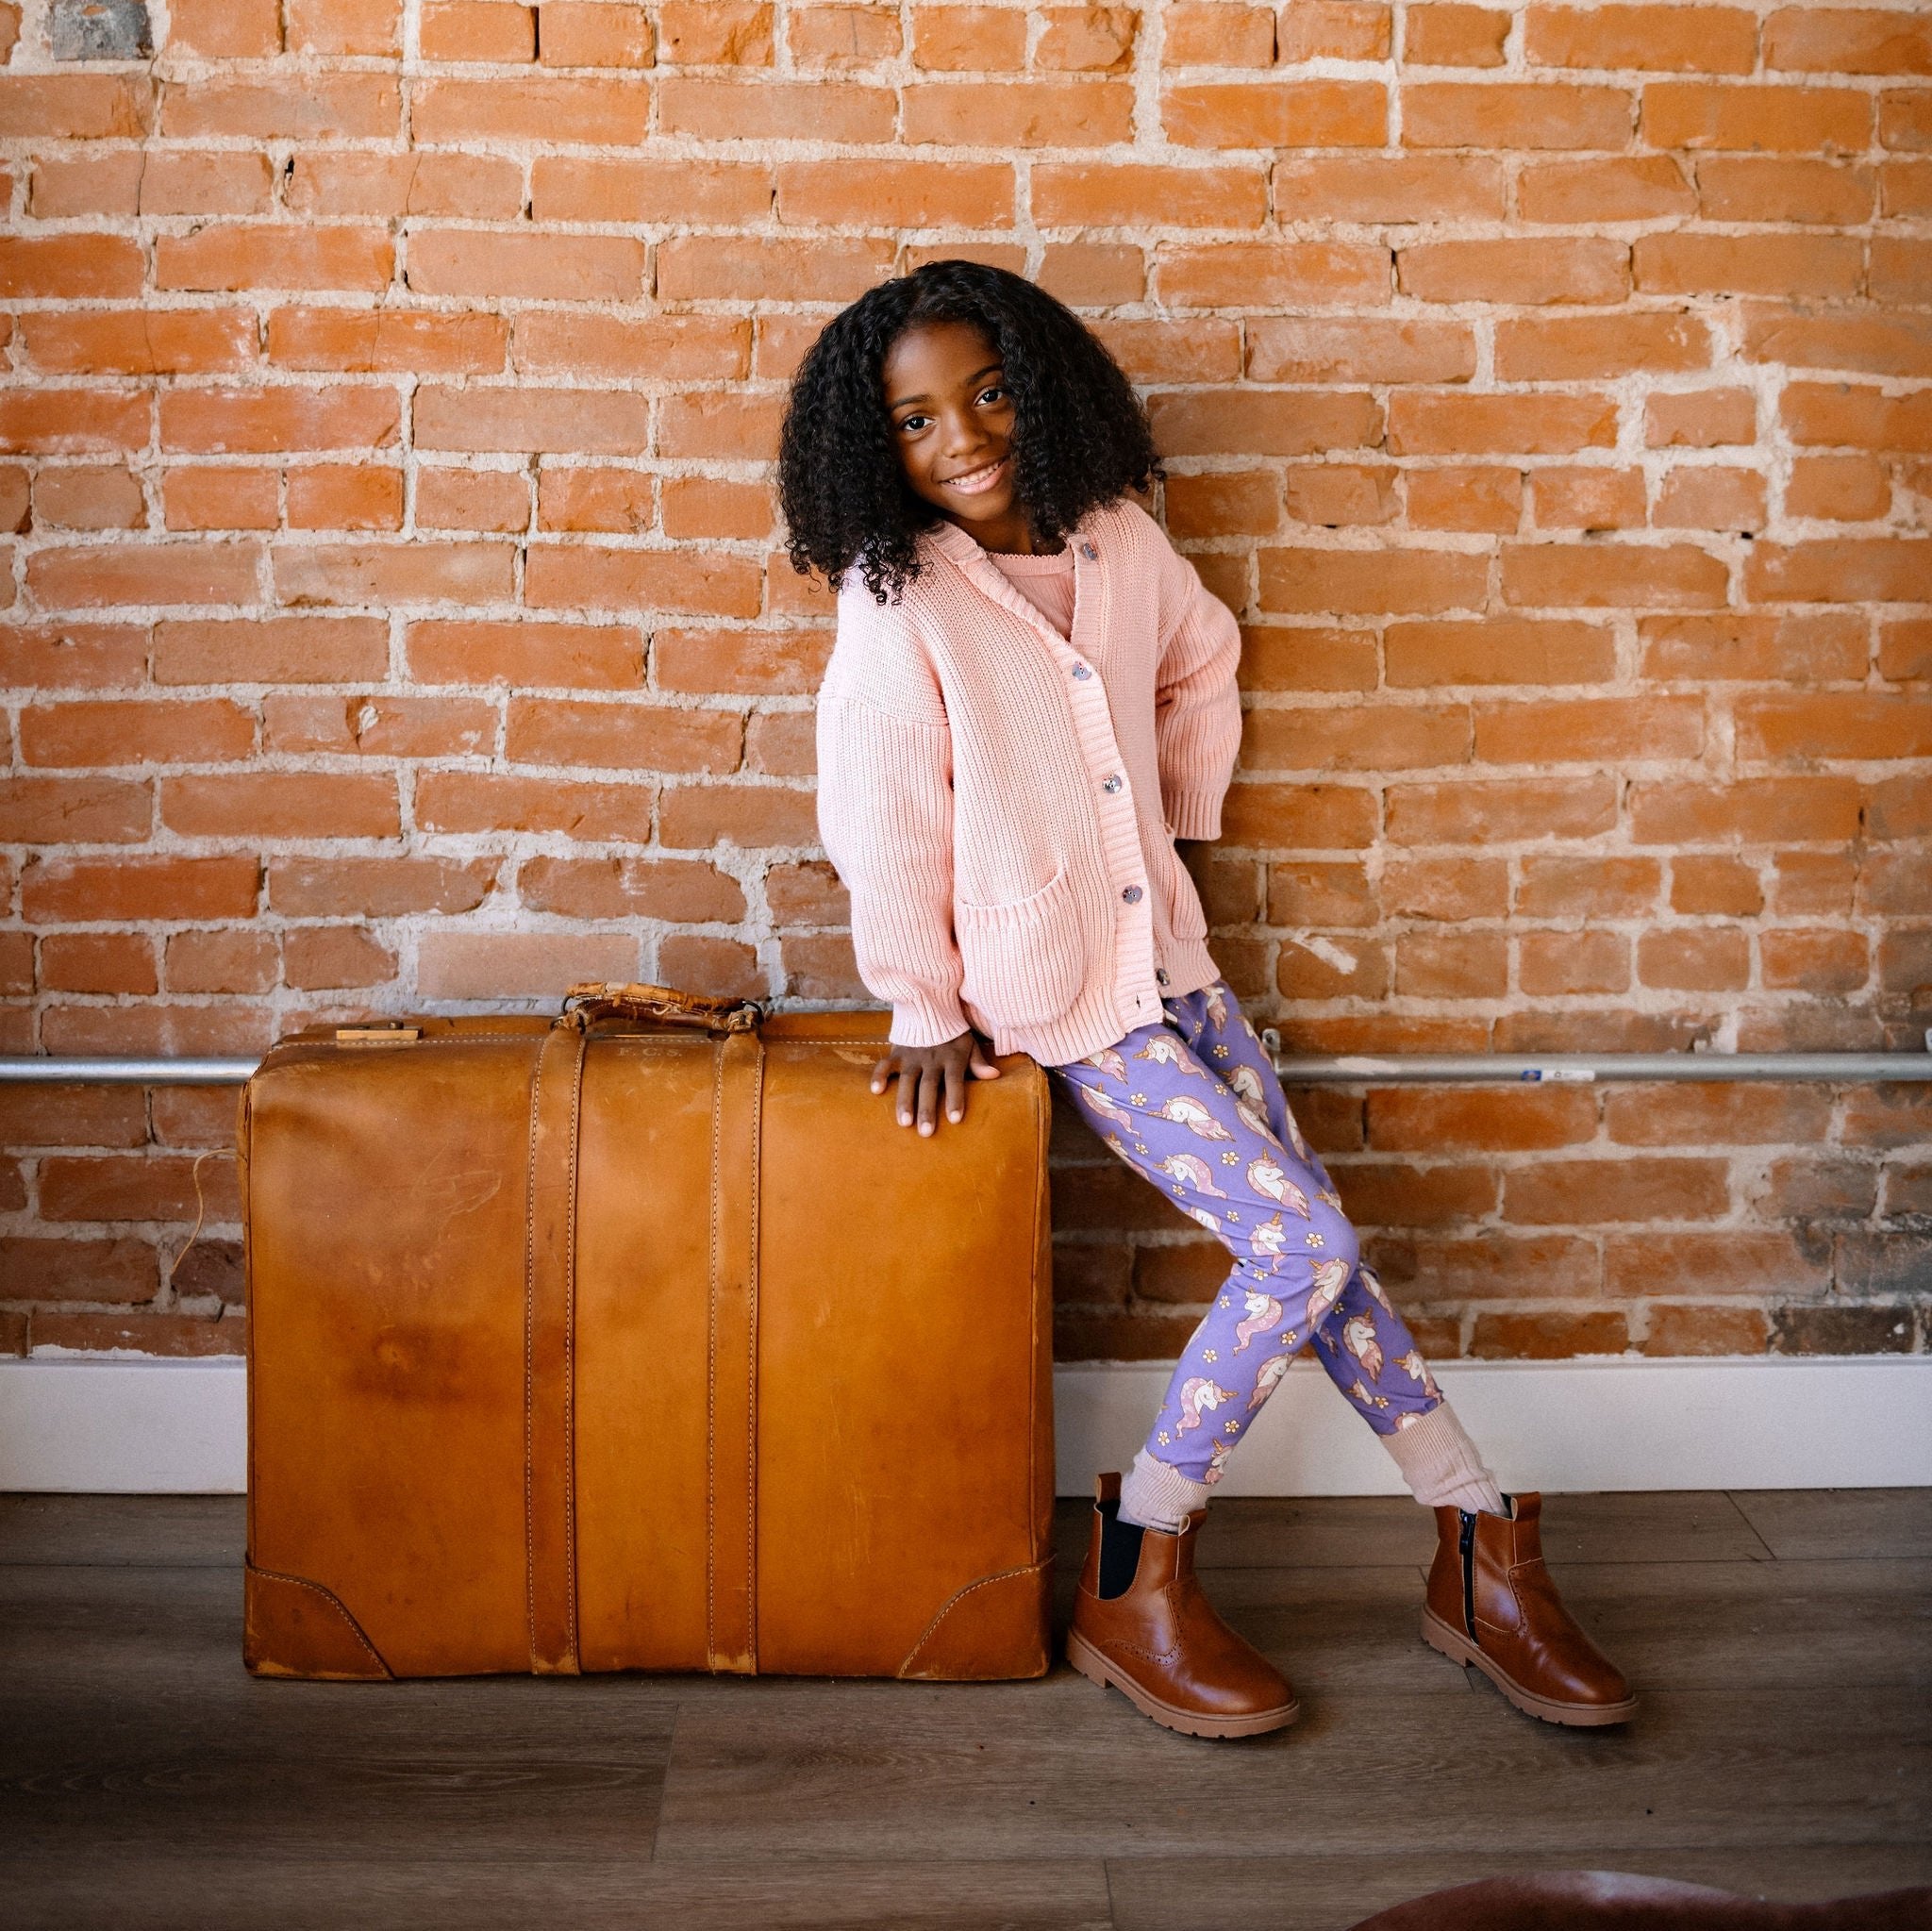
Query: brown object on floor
xmin=239 ymin=982 xmax=1055 ymax=1682
xmin=1423 ymin=1490 xmax=1639 ymax=1725
xmin=1065 ymin=1472 xmax=1300 ymax=1739
xmin=1348 ymin=1872 xmax=1932 ymax=1929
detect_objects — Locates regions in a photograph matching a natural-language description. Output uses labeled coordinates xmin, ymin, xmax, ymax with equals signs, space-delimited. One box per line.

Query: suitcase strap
xmin=707 ymin=1028 xmax=763 ymax=1674
xmin=525 ymin=1022 xmax=588 ymax=1675
xmin=524 ymin=1019 xmax=764 ymax=1677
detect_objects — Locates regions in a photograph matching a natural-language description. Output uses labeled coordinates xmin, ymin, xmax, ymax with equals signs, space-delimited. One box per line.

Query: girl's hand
xmin=871 ymin=1029 xmax=1002 ymax=1136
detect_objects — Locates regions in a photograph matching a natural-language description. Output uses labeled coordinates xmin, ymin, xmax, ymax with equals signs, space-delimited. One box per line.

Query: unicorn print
xmin=1081 ymin=1046 xmax=1128 ymax=1083
xmin=1395 ymin=1349 xmax=1440 ymax=1396
xmin=1204 ymin=1439 xmax=1237 ymax=1485
xmin=1174 ymin=1376 xmax=1237 ymax=1435
xmin=1204 ymin=985 xmax=1229 ymax=1027
xmin=1077 ymin=1086 xmax=1136 ymax=1130
xmin=1247 ymin=1351 xmax=1293 ymax=1411
xmin=1181 ymin=1204 xmax=1224 ymax=1236
xmin=1157 ymin=1094 xmax=1234 ymax=1140
xmin=1229 ymin=1062 xmax=1268 ymax=1110
xmin=1134 ymin=1034 xmax=1208 ymax=1076
xmin=1305 ymin=1256 xmax=1352 ymax=1326
xmin=1234 ymin=1098 xmax=1281 ymax=1144
xmin=1280 ymin=1107 xmax=1311 ymax=1162
xmin=1233 ymin=1288 xmax=1284 ymax=1352
xmin=1246 ymin=1157 xmax=1310 ymax=1217
xmin=1358 ymin=1263 xmax=1393 ymax=1311
xmin=1161 ymin=1152 xmax=1229 ymax=1197
xmin=1251 ymin=1212 xmax=1289 ymax=1257
xmin=1342 ymin=1311 xmax=1384 ymax=1381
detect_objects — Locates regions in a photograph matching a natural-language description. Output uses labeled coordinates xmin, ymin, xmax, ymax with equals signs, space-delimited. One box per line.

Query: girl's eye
xmin=898 ymin=414 xmax=930 ymax=435
xmin=978 ymin=386 xmax=1007 ymax=406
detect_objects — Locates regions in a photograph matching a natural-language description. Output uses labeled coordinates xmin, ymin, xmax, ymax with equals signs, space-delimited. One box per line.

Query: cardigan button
xmin=1071 ymin=661 xmax=1092 ymax=679
xmin=1156 ymin=968 xmax=1171 ymax=986
xmin=1101 ymin=773 xmax=1122 ymax=793
xmin=1122 ymin=885 xmax=1143 ymax=904
xmin=1080 ymin=542 xmax=1098 ymax=560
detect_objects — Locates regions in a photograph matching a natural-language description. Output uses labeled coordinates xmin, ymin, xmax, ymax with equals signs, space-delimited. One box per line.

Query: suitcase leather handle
xmin=557 ymin=980 xmax=762 ymax=1035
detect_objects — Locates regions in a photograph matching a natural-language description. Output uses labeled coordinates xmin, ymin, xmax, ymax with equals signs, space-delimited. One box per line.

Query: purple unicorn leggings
xmin=1049 ymin=976 xmax=1445 ymax=1486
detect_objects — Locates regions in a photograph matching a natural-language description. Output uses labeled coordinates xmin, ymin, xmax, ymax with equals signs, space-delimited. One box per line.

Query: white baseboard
xmin=3 ymin=1354 xmax=1929 ymax=1496
xmin=2 ymin=1357 xmax=250 ymax=1493
xmin=1055 ymin=1357 xmax=1932 ymax=1496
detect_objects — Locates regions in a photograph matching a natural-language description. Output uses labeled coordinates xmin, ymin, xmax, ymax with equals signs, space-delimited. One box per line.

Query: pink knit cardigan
xmin=814 ymin=496 xmax=1243 ymax=1067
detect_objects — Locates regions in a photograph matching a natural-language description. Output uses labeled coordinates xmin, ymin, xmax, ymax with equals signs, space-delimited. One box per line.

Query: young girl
xmin=778 ymin=260 xmax=1633 ymax=1740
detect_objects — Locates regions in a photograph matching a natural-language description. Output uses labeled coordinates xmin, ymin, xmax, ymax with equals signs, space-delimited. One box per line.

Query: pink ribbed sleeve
xmin=815 ymin=691 xmax=970 ymax=1049
xmin=1151 ymin=543 xmax=1243 ymax=841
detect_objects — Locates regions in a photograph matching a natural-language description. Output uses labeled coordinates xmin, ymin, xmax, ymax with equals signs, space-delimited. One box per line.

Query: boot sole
xmin=1064 ymin=1628 xmax=1300 ymax=1740
xmin=1420 ymin=1606 xmax=1638 ymax=1728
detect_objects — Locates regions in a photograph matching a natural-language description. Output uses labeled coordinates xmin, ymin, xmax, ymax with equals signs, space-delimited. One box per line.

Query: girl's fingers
xmin=874 ymin=1047 xmax=983 ymax=1131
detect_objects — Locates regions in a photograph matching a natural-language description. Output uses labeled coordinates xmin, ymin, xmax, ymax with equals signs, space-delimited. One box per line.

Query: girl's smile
xmin=941 ymin=454 xmax=1010 ymax=495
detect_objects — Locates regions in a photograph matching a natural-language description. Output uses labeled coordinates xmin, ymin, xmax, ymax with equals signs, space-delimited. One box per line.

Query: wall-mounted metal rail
xmin=1270 ymin=1052 xmax=1932 ymax=1086
xmin=0 ymin=1057 xmax=262 ymax=1086
xmin=0 ymin=1050 xmax=1927 ymax=1087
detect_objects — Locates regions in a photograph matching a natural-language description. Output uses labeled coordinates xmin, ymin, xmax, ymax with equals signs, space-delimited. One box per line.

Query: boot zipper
xmin=1458 ymin=1510 xmax=1478 ymax=1647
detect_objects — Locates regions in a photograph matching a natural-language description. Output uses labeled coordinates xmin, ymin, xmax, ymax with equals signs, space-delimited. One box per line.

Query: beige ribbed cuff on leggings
xmin=1380 ymin=1400 xmax=1506 ymax=1515
xmin=1117 ymin=1448 xmax=1210 ymax=1533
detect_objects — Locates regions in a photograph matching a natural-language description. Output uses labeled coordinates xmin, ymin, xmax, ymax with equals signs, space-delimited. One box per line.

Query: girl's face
xmin=881 ymin=319 xmax=1041 ymax=554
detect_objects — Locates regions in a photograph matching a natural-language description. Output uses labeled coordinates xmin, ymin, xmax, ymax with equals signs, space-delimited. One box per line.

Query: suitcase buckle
xmin=333 ymin=1024 xmax=423 ymax=1046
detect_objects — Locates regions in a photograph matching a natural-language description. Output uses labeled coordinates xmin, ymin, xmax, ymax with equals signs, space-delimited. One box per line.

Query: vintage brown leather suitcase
xmin=239 ymin=983 xmax=1055 ymax=1682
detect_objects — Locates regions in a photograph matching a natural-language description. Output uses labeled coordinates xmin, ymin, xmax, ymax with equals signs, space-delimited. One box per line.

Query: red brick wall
xmin=1 ymin=0 xmax=1926 ymax=1362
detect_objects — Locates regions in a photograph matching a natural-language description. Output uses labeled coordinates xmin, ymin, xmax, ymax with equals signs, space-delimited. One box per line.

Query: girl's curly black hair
xmin=777 ymin=259 xmax=1163 ymax=605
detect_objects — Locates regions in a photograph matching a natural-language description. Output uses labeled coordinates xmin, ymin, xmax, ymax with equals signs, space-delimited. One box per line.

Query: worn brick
xmin=1605 ymin=1083 xmax=1833 ymax=1147
xmin=1516 ymin=855 xmax=1660 ymax=918
xmin=1518 ymin=928 xmax=1630 ymax=995
xmin=1473 ymin=1310 xmax=1629 ymax=1358
xmin=1758 ymin=1157 xmax=1879 ymax=1221
xmin=1333 ymin=1161 xmax=1499 ymax=1226
xmin=1366 ymin=1232 xmax=1600 ymax=1301
xmin=1641 ymin=1304 xmax=1770 ymax=1355
xmin=1773 ymin=1302 xmax=1914 ymax=1354
xmin=1504 ymin=1157 xmax=1731 ymax=1224
xmin=1368 ymin=1087 xmax=1596 ymax=1153
xmin=1405 ymin=6 xmax=1510 ymax=67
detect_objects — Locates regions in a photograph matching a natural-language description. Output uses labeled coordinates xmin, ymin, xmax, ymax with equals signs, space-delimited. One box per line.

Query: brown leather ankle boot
xmin=1422 ymin=1491 xmax=1637 ymax=1727
xmin=1066 ymin=1473 xmax=1299 ymax=1740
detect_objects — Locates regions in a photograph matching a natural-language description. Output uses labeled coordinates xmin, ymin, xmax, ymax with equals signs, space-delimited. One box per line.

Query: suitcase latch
xmin=333 ymin=1024 xmax=423 ymax=1046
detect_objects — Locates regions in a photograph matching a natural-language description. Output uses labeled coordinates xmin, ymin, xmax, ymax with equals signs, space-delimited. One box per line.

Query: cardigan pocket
xmin=955 ymin=863 xmax=1085 ymax=1028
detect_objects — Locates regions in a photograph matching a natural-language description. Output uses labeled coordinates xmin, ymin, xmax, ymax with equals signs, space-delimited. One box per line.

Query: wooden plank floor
xmin=3 ymin=1490 xmax=1927 ymax=1930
